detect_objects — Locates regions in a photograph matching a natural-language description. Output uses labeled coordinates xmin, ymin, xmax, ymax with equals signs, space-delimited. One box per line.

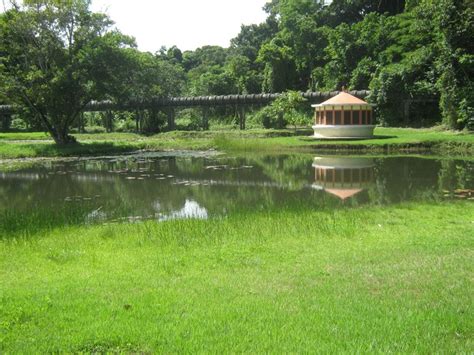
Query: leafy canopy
xmin=0 ymin=0 xmax=133 ymax=143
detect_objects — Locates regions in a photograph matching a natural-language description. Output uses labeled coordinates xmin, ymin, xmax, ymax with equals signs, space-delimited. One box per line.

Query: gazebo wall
xmin=314 ymin=166 xmax=374 ymax=188
xmin=314 ymin=105 xmax=374 ymax=125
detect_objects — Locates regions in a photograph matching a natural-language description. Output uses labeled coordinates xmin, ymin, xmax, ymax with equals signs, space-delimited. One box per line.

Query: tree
xmin=224 ymin=55 xmax=253 ymax=94
xmin=279 ymin=91 xmax=309 ymax=131
xmin=369 ymin=0 xmax=473 ymax=128
xmin=325 ymin=0 xmax=405 ymax=26
xmin=258 ymin=38 xmax=298 ymax=92
xmin=323 ymin=13 xmax=395 ymax=90
xmin=275 ymin=0 xmax=328 ymax=90
xmin=106 ymin=48 xmax=185 ymax=132
xmin=110 ymin=49 xmax=185 ymax=101
xmin=230 ymin=17 xmax=278 ymax=65
xmin=182 ymin=45 xmax=228 ymax=73
xmin=157 ymin=45 xmax=183 ymax=66
xmin=0 ymin=0 xmax=133 ymax=144
xmin=434 ymin=0 xmax=474 ymax=129
xmin=254 ymin=91 xmax=308 ymax=129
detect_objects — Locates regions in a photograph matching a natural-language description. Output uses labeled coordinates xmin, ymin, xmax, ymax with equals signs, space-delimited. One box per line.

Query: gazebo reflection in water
xmin=312 ymin=156 xmax=375 ymax=200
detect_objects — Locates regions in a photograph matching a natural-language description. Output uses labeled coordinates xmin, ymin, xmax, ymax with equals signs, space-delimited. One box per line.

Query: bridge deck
xmin=0 ymin=91 xmax=370 ymax=115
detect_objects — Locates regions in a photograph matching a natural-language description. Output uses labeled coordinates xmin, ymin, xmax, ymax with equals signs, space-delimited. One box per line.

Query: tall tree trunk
xmin=136 ymin=110 xmax=144 ymax=133
xmin=48 ymin=123 xmax=76 ymax=145
xmin=51 ymin=128 xmax=76 ymax=145
xmin=277 ymin=112 xmax=285 ymax=129
xmin=104 ymin=110 xmax=113 ymax=132
xmin=238 ymin=106 xmax=246 ymax=130
xmin=78 ymin=112 xmax=85 ymax=133
xmin=135 ymin=111 xmax=139 ymax=133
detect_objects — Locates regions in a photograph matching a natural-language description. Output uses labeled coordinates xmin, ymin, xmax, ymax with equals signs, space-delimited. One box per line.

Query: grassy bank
xmin=1 ymin=202 xmax=473 ymax=352
xmin=0 ymin=127 xmax=472 ymax=160
xmin=216 ymin=127 xmax=474 ymax=154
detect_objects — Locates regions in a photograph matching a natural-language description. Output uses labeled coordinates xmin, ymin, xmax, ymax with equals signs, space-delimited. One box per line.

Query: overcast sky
xmin=90 ymin=0 xmax=269 ymax=53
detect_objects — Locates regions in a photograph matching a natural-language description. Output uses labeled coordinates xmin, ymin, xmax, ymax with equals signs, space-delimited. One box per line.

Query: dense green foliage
xmin=0 ymin=0 xmax=136 ymax=143
xmin=156 ymin=0 xmax=472 ymax=129
xmin=252 ymin=90 xmax=309 ymax=129
xmin=0 ymin=0 xmax=472 ymax=141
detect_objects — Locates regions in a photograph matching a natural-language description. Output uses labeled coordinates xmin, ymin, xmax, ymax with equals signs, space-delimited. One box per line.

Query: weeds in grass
xmin=0 ymin=204 xmax=93 ymax=238
xmin=0 ymin=202 xmax=472 ymax=352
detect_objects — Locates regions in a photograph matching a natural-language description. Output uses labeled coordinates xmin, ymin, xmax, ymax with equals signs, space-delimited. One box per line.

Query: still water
xmin=0 ymin=153 xmax=472 ymax=223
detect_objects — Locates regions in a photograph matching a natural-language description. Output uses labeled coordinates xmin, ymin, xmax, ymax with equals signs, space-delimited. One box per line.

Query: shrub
xmin=175 ymin=109 xmax=204 ymax=131
xmin=10 ymin=117 xmax=28 ymax=130
xmin=115 ymin=118 xmax=136 ymax=132
xmin=84 ymin=126 xmax=106 ymax=134
xmin=252 ymin=91 xmax=309 ymax=129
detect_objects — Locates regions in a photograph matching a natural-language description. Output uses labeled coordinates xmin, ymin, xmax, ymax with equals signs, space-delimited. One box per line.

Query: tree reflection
xmin=1 ymin=154 xmax=472 ymax=233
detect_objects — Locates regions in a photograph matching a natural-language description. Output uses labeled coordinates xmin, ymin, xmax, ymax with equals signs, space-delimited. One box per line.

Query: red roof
xmin=321 ymin=92 xmax=367 ymax=105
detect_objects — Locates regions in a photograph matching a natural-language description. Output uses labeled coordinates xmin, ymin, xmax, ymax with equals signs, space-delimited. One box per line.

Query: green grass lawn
xmin=0 ymin=127 xmax=472 ymax=159
xmin=213 ymin=127 xmax=474 ymax=154
xmin=1 ymin=202 xmax=473 ymax=352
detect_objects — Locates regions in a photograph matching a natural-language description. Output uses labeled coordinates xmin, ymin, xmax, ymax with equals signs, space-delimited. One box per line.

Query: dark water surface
xmin=1 ymin=153 xmax=472 ymax=224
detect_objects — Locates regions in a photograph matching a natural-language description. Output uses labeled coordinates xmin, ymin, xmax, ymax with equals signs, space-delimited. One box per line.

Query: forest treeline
xmin=0 ymin=0 xmax=472 ymax=143
xmin=160 ymin=0 xmax=472 ymax=129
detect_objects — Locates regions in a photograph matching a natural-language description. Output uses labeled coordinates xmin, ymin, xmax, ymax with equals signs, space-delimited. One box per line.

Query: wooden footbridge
xmin=0 ymin=90 xmax=369 ymax=130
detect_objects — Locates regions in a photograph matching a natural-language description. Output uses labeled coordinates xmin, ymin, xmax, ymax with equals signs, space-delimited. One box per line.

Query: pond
xmin=0 ymin=152 xmax=472 ymax=227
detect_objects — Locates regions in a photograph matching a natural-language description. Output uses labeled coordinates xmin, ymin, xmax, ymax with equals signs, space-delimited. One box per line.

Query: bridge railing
xmin=0 ymin=90 xmax=370 ymax=115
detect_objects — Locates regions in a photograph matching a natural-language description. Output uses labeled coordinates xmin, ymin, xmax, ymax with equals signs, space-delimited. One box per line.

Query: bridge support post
xmin=238 ymin=105 xmax=246 ymax=130
xmin=78 ymin=112 xmax=86 ymax=133
xmin=0 ymin=113 xmax=11 ymax=132
xmin=104 ymin=110 xmax=114 ymax=132
xmin=202 ymin=107 xmax=209 ymax=130
xmin=135 ymin=110 xmax=145 ymax=133
xmin=167 ymin=107 xmax=175 ymax=131
xmin=403 ymin=100 xmax=411 ymax=125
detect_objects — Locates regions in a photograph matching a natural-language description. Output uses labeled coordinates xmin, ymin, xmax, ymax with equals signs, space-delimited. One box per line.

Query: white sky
xmin=90 ymin=0 xmax=269 ymax=53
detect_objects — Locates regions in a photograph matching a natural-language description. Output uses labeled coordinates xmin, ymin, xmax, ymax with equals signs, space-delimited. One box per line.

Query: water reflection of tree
xmin=2 ymin=155 xmax=473 ymax=226
xmin=438 ymin=159 xmax=473 ymax=193
xmin=243 ymin=154 xmax=313 ymax=190
xmin=370 ymin=157 xmax=447 ymax=204
xmin=0 ymin=155 xmax=337 ymax=221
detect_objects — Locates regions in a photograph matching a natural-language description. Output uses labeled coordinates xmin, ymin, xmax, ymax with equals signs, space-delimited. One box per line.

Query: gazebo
xmin=312 ymin=92 xmax=375 ymax=138
xmin=312 ymin=156 xmax=374 ymax=200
